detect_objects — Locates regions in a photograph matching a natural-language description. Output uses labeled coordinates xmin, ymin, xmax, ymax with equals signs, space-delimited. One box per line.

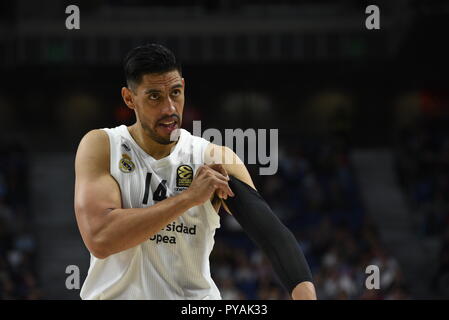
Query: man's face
xmin=124 ymin=70 xmax=185 ymax=145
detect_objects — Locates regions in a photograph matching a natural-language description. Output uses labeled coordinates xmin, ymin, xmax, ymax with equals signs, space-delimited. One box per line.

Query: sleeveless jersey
xmin=80 ymin=125 xmax=222 ymax=300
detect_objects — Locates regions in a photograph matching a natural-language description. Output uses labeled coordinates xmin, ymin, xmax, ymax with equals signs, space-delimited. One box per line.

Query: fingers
xmin=197 ymin=165 xmax=229 ymax=183
xmin=213 ymin=178 xmax=234 ymax=198
xmin=208 ymin=165 xmax=233 ymax=198
xmin=197 ymin=165 xmax=226 ymax=179
xmin=205 ymin=165 xmax=229 ymax=184
xmin=198 ymin=165 xmax=234 ymax=198
xmin=194 ymin=164 xmax=207 ymax=178
xmin=208 ymin=164 xmax=229 ymax=180
xmin=207 ymin=165 xmax=230 ymax=199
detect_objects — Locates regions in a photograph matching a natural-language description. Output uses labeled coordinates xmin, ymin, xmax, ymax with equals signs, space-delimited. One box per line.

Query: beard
xmin=141 ymin=118 xmax=181 ymax=145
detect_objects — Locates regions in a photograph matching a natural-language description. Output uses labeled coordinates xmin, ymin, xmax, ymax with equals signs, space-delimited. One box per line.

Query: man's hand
xmin=291 ymin=281 xmax=317 ymax=300
xmin=184 ymin=164 xmax=234 ymax=207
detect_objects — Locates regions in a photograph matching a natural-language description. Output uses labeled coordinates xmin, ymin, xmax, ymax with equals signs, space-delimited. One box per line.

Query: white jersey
xmin=80 ymin=125 xmax=221 ymax=300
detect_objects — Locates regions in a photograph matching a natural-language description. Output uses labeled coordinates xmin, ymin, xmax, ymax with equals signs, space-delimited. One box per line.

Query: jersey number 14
xmin=142 ymin=172 xmax=167 ymax=204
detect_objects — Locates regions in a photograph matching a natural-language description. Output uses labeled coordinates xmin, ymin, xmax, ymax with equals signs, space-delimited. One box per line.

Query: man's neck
xmin=128 ymin=124 xmax=177 ymax=160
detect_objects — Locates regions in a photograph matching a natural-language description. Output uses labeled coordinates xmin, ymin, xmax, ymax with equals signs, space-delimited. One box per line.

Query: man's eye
xmin=172 ymin=90 xmax=181 ymax=97
xmin=149 ymin=94 xmax=159 ymax=100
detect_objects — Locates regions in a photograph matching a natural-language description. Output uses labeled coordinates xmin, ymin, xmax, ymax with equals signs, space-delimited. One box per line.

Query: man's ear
xmin=121 ymin=87 xmax=135 ymax=110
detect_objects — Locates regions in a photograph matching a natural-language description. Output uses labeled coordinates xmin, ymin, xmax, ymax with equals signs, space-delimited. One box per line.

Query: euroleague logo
xmin=176 ymin=165 xmax=193 ymax=188
xmin=119 ymin=154 xmax=135 ymax=173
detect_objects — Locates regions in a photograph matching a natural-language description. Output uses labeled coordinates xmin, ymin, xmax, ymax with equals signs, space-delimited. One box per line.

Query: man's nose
xmin=161 ymin=96 xmax=177 ymax=114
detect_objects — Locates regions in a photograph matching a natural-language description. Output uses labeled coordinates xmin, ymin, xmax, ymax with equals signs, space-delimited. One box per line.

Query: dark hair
xmin=123 ymin=43 xmax=182 ymax=89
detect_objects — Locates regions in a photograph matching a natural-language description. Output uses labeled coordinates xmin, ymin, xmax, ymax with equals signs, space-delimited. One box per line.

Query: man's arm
xmin=205 ymin=144 xmax=316 ymax=300
xmin=74 ymin=130 xmax=233 ymax=259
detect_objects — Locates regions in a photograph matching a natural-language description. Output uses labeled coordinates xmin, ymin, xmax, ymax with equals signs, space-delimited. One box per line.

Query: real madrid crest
xmin=176 ymin=165 xmax=193 ymax=190
xmin=119 ymin=154 xmax=135 ymax=173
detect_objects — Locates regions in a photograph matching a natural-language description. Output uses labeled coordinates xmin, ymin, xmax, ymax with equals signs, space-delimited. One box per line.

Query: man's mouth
xmin=159 ymin=120 xmax=176 ymax=127
xmin=157 ymin=119 xmax=178 ymax=132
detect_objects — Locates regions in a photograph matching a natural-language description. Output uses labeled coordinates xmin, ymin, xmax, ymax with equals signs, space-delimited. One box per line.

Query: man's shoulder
xmin=79 ymin=129 xmax=109 ymax=147
xmin=76 ymin=129 xmax=111 ymax=162
xmin=78 ymin=125 xmax=127 ymax=149
xmin=75 ymin=129 xmax=111 ymax=175
xmin=179 ymin=129 xmax=211 ymax=149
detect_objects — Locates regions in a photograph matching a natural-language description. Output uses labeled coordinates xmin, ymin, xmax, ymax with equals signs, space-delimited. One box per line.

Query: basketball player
xmin=74 ymin=44 xmax=316 ymax=300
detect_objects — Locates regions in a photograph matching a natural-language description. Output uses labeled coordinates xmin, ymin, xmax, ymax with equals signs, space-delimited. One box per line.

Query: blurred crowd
xmin=395 ymin=116 xmax=449 ymax=237
xmin=0 ymin=142 xmax=41 ymax=299
xmin=394 ymin=115 xmax=449 ymax=298
xmin=211 ymin=135 xmax=411 ymax=299
xmin=0 ymin=133 xmax=412 ymax=300
xmin=0 ymin=88 xmax=420 ymax=300
xmin=0 ymin=0 xmax=447 ymax=301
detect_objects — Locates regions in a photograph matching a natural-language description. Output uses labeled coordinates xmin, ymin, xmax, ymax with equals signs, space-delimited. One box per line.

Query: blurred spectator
xmin=394 ymin=105 xmax=449 ymax=298
xmin=212 ymin=134 xmax=409 ymax=299
xmin=0 ymin=142 xmax=41 ymax=300
xmin=431 ymin=228 xmax=449 ymax=298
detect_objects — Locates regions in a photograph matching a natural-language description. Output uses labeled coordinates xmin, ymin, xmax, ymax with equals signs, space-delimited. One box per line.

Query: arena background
xmin=0 ymin=0 xmax=448 ymax=300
